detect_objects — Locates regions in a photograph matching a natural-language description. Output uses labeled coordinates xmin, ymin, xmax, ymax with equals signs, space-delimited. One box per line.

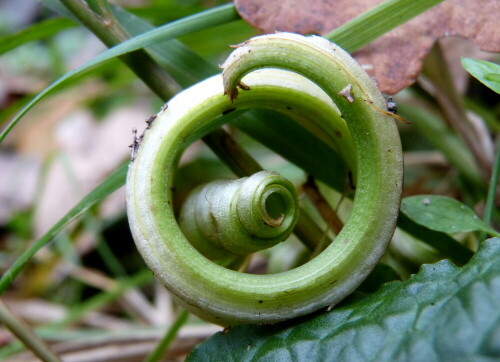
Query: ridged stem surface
xmin=127 ymin=33 xmax=403 ymax=325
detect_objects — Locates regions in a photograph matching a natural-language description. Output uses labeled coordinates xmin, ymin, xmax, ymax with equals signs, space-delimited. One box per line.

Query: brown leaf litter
xmin=234 ymin=0 xmax=500 ymax=94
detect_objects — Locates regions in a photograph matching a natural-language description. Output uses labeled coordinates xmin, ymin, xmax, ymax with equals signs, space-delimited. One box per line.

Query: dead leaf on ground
xmin=234 ymin=0 xmax=500 ymax=94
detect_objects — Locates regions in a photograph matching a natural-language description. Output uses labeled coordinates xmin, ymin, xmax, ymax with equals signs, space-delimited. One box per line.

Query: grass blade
xmin=0 ymin=4 xmax=239 ymax=143
xmin=484 ymin=140 xmax=500 ymax=225
xmin=399 ymin=102 xmax=484 ymax=187
xmin=0 ymin=164 xmax=127 ymax=295
xmin=0 ymin=17 xmax=75 ymax=55
xmin=0 ymin=300 xmax=61 ymax=362
xmin=326 ymin=0 xmax=445 ymax=52
xmin=50 ymin=269 xmax=153 ymax=328
xmin=144 ymin=310 xmax=189 ymax=362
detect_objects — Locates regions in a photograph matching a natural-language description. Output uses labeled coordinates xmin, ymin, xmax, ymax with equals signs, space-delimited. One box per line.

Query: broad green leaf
xmin=0 ymin=164 xmax=127 ymax=295
xmin=462 ymin=57 xmax=500 ymax=94
xmin=0 ymin=17 xmax=75 ymax=55
xmin=401 ymin=195 xmax=500 ymax=236
xmin=188 ymin=238 xmax=500 ymax=361
xmin=397 ymin=214 xmax=473 ymax=265
xmin=485 ymin=73 xmax=500 ymax=82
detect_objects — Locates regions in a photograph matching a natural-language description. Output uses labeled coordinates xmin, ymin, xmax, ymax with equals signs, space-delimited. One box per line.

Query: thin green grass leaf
xmin=0 ymin=270 xmax=151 ymax=357
xmin=326 ymin=0 xmax=445 ymax=52
xmin=0 ymin=17 xmax=75 ymax=55
xmin=50 ymin=269 xmax=152 ymax=328
xmin=110 ymin=6 xmax=216 ymax=86
xmin=484 ymin=140 xmax=500 ymax=226
xmin=58 ymin=153 xmax=128 ymax=277
xmin=0 ymin=164 xmax=127 ymax=295
xmin=129 ymin=4 xmax=206 ymax=22
xmin=144 ymin=310 xmax=189 ymax=362
xmin=401 ymin=195 xmax=500 ymax=237
xmin=0 ymin=4 xmax=239 ymax=143
xmin=462 ymin=57 xmax=500 ymax=94
xmin=399 ymin=102 xmax=484 ymax=187
xmin=42 ymin=0 xmax=77 ymax=20
xmin=0 ymin=300 xmax=60 ymax=362
xmin=464 ymin=98 xmax=500 ymax=133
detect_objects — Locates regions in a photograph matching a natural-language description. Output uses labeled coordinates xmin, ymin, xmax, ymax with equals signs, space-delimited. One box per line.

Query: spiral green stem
xmin=179 ymin=171 xmax=299 ymax=260
xmin=126 ymin=33 xmax=403 ymax=325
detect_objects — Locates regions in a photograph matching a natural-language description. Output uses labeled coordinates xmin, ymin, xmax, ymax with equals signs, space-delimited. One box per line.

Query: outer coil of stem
xmin=127 ymin=33 xmax=403 ymax=325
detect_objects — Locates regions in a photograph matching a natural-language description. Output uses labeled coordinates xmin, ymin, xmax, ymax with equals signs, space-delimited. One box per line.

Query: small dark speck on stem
xmin=129 ymin=128 xmax=141 ymax=162
xmin=145 ymin=114 xmax=156 ymax=128
xmin=222 ymin=108 xmax=236 ymax=115
xmin=348 ymin=171 xmax=356 ymax=190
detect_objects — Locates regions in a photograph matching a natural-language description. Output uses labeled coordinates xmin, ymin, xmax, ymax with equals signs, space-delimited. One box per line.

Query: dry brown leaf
xmin=234 ymin=0 xmax=500 ymax=94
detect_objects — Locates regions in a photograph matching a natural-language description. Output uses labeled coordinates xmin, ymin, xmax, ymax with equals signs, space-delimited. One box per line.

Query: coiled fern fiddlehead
xmin=126 ymin=33 xmax=403 ymax=325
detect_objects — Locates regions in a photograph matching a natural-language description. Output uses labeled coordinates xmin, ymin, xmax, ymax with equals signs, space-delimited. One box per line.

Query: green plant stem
xmin=61 ymin=0 xmax=324 ymax=251
xmin=144 ymin=310 xmax=189 ymax=362
xmin=0 ymin=17 xmax=76 ymax=55
xmin=484 ymin=139 xmax=500 ymax=226
xmin=303 ymin=176 xmax=344 ymax=235
xmin=203 ymin=128 xmax=263 ymax=176
xmin=0 ymin=300 xmax=61 ymax=362
xmin=60 ymin=0 xmax=181 ymax=98
xmin=127 ymin=33 xmax=403 ymax=325
xmin=93 ymin=0 xmax=113 ymax=18
xmin=203 ymin=129 xmax=326 ymax=250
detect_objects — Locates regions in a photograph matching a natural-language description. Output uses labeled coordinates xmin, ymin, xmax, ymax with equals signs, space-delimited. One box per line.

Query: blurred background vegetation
xmin=0 ymin=0 xmax=498 ymax=360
